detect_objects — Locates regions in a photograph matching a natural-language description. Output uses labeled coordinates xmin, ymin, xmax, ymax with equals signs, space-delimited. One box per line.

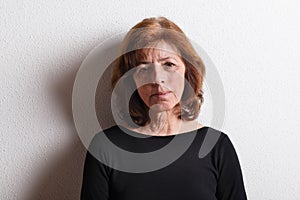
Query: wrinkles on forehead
xmin=129 ymin=40 xmax=182 ymax=66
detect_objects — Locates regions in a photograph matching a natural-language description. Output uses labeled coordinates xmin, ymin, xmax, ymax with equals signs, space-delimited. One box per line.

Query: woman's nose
xmin=150 ymin=64 xmax=166 ymax=84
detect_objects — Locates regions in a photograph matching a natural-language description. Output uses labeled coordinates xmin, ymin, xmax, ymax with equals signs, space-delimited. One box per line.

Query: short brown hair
xmin=111 ymin=16 xmax=205 ymax=127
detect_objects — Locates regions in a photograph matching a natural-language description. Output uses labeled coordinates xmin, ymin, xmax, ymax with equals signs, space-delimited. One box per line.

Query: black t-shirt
xmin=80 ymin=125 xmax=247 ymax=200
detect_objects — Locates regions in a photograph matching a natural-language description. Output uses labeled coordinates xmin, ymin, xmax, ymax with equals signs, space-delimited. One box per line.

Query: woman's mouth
xmin=151 ymin=91 xmax=172 ymax=97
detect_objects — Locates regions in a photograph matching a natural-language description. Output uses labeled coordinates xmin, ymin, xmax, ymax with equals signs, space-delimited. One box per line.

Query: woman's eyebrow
xmin=136 ymin=61 xmax=151 ymax=65
xmin=158 ymin=57 xmax=179 ymax=62
xmin=136 ymin=57 xmax=178 ymax=65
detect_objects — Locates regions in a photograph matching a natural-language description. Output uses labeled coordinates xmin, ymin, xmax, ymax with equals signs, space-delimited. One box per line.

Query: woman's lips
xmin=151 ymin=91 xmax=172 ymax=97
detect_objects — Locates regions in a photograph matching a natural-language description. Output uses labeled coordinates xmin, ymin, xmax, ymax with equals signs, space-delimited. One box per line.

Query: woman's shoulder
xmin=200 ymin=127 xmax=242 ymax=164
xmin=194 ymin=123 xmax=228 ymax=142
xmin=92 ymin=125 xmax=124 ymax=137
xmin=194 ymin=125 xmax=229 ymax=158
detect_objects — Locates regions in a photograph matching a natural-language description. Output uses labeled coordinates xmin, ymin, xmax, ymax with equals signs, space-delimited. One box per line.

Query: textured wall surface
xmin=1 ymin=0 xmax=299 ymax=199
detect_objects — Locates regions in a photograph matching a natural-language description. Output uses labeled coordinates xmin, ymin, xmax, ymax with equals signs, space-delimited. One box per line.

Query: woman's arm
xmin=215 ymin=134 xmax=248 ymax=200
xmin=80 ymin=135 xmax=111 ymax=200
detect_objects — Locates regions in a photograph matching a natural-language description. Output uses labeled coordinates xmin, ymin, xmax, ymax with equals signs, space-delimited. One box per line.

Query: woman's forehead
xmin=135 ymin=41 xmax=181 ymax=61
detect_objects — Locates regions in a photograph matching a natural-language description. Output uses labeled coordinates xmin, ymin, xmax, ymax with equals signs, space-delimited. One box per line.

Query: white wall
xmin=1 ymin=0 xmax=299 ymax=199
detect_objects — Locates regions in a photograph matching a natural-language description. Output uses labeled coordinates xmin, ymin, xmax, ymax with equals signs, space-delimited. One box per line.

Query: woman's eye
xmin=164 ymin=62 xmax=175 ymax=67
xmin=137 ymin=66 xmax=151 ymax=74
xmin=139 ymin=68 xmax=148 ymax=73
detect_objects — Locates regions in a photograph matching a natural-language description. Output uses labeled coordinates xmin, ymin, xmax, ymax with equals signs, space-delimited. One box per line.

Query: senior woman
xmin=81 ymin=17 xmax=247 ymax=199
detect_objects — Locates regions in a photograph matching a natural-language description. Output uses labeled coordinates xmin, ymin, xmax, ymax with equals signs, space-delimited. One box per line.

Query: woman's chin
xmin=148 ymin=103 xmax=176 ymax=113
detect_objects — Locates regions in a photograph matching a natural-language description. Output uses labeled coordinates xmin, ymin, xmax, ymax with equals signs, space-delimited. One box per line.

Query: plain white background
xmin=1 ymin=0 xmax=299 ymax=199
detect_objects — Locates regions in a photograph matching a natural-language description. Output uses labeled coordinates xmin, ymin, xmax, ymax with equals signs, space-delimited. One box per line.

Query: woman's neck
xmin=147 ymin=109 xmax=180 ymax=136
xmin=130 ymin=108 xmax=203 ymax=136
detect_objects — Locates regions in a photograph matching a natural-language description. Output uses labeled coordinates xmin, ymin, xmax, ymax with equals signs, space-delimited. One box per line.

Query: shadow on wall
xmin=25 ymin=41 xmax=118 ymax=199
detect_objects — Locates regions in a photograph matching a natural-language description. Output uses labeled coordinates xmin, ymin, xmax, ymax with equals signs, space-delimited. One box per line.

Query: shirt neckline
xmin=117 ymin=125 xmax=209 ymax=138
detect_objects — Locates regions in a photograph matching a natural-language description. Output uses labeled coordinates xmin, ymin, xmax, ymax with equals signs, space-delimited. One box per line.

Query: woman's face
xmin=133 ymin=41 xmax=186 ymax=112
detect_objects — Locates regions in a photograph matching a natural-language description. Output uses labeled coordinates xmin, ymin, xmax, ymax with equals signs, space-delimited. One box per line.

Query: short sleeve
xmin=80 ymin=134 xmax=111 ymax=200
xmin=215 ymin=134 xmax=247 ymax=200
